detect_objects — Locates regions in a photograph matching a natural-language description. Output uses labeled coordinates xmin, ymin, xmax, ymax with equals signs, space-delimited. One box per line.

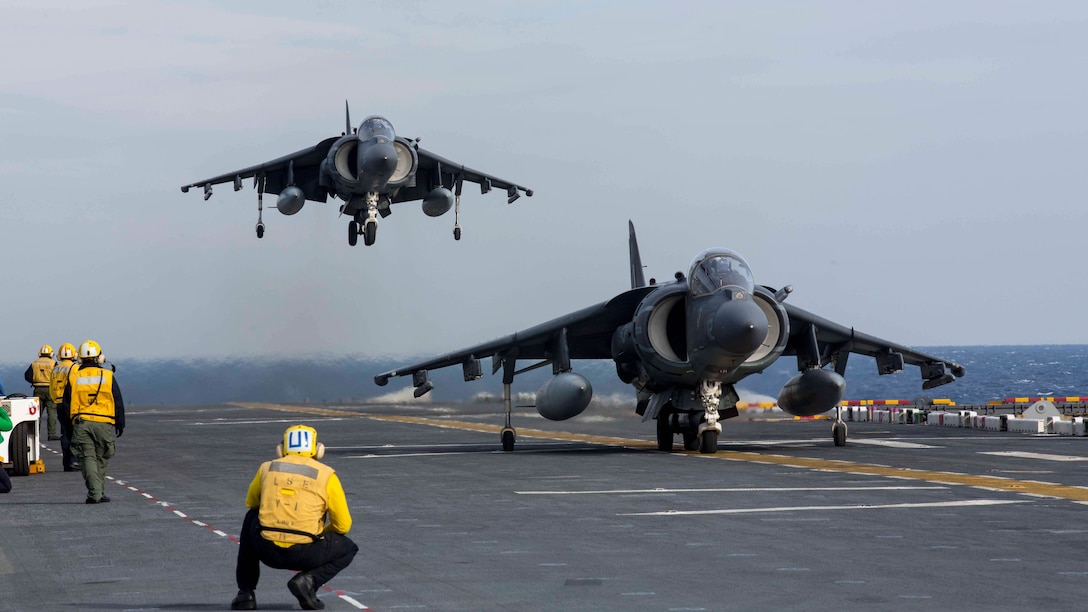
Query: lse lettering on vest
xmin=257 ymin=457 xmax=334 ymax=545
xmin=50 ymin=362 xmax=74 ymax=403
xmin=70 ymin=368 xmax=116 ymax=423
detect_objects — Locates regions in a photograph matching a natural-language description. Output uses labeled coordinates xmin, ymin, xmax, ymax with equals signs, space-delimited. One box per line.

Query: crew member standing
xmin=63 ymin=340 xmax=124 ymax=504
xmin=24 ymin=345 xmax=58 ymax=440
xmin=231 ymin=425 xmax=357 ymax=611
xmin=51 ymin=343 xmax=80 ymax=471
xmin=0 ymin=406 xmax=12 ymax=493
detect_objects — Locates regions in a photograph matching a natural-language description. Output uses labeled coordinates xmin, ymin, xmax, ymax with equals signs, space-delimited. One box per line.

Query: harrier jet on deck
xmin=181 ymin=103 xmax=532 ymax=246
xmin=375 ymin=222 xmax=965 ymax=453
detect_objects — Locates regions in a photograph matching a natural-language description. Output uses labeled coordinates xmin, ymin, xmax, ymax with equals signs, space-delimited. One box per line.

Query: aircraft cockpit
xmin=688 ymin=249 xmax=754 ymax=297
xmin=358 ymin=116 xmax=395 ymax=141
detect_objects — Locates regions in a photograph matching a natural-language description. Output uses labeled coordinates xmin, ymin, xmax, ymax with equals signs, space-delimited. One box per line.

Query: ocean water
xmin=1 ymin=345 xmax=1085 ymax=407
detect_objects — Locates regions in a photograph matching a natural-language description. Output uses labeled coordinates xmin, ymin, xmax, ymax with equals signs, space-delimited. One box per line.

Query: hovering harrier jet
xmin=181 ymin=103 xmax=532 ymax=246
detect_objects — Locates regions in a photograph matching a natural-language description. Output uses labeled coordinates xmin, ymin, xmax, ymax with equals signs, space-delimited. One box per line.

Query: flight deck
xmin=2 ymin=400 xmax=1087 ymax=611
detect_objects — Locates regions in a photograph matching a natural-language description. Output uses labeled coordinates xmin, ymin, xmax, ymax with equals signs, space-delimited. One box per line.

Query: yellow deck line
xmin=231 ymin=402 xmax=1088 ymax=502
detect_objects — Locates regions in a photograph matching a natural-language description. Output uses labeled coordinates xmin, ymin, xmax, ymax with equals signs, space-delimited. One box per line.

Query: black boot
xmin=287 ymin=573 xmax=324 ymax=610
xmin=230 ymin=589 xmax=256 ymax=610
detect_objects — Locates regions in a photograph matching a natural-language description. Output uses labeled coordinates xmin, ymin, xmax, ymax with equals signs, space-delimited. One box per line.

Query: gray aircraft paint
xmin=376 ymin=224 xmax=964 ymax=452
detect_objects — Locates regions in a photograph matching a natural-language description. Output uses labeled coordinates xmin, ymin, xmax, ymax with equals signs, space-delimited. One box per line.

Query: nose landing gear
xmin=347 ymin=192 xmax=381 ymax=246
xmin=696 ymin=380 xmax=723 ymax=454
xmin=364 ymin=219 xmax=377 ymax=246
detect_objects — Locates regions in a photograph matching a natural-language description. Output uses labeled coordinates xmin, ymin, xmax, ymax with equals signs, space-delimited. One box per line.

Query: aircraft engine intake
xmin=422 ymin=187 xmax=454 ymax=217
xmin=777 ymin=368 xmax=846 ymax=417
xmin=644 ymin=293 xmax=687 ymax=363
xmin=730 ymin=287 xmax=790 ymax=379
xmin=331 ymin=140 xmax=359 ymax=183
xmin=536 ymin=372 xmax=593 ymax=421
xmin=276 ymin=186 xmax=306 ymax=216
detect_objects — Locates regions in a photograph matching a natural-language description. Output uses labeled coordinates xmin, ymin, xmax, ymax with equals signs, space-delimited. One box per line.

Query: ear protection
xmin=276 ymin=424 xmax=325 ymax=459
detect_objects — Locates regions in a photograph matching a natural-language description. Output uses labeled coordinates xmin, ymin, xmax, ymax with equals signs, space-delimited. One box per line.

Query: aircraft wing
xmin=778 ymin=299 xmax=966 ymax=390
xmin=397 ymin=146 xmax=533 ymax=204
xmin=375 ymin=287 xmax=655 ymax=386
xmin=180 ymin=137 xmax=339 ymax=202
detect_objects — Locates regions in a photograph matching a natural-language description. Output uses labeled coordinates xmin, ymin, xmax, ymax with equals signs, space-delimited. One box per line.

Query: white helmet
xmin=78 ymin=340 xmax=103 ymax=363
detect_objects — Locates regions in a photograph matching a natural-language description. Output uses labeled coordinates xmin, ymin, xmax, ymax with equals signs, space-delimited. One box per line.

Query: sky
xmin=1 ymin=0 xmax=1086 ymax=364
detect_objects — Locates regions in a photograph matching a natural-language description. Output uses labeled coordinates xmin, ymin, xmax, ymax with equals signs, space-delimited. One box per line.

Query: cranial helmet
xmin=58 ymin=343 xmax=76 ymax=360
xmin=39 ymin=344 xmax=54 ymax=357
xmin=277 ymin=424 xmax=325 ymax=459
xmin=79 ymin=340 xmax=103 ymax=364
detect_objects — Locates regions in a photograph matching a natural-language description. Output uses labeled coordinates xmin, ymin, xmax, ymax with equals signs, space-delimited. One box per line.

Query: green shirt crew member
xmin=0 ymin=406 xmax=12 ymax=493
xmin=231 ymin=425 xmax=357 ymax=611
xmin=62 ymin=340 xmax=124 ymax=504
xmin=24 ymin=344 xmax=58 ymax=439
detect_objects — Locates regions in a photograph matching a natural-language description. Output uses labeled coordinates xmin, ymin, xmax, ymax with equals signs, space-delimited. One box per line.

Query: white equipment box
xmin=1 ymin=397 xmax=45 ymax=475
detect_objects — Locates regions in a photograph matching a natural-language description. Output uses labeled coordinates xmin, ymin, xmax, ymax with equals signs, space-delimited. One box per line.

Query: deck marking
xmin=980 ymin=451 xmax=1088 ymax=462
xmin=231 ymin=403 xmax=1088 ymax=503
xmin=516 ymin=486 xmax=946 ymax=495
xmin=193 ymin=417 xmax=347 ymax=426
xmin=622 ymin=499 xmax=1029 ymax=516
xmin=848 ymin=439 xmax=939 ymax=449
xmin=346 ymin=451 xmax=482 ymax=459
xmin=103 ymin=474 xmax=371 ymax=608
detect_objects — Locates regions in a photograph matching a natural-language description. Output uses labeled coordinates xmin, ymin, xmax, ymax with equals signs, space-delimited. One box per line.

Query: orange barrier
xmin=1004 ymin=396 xmax=1088 ymax=404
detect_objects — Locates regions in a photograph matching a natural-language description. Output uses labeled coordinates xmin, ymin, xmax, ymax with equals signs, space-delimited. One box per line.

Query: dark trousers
xmin=34 ymin=387 xmax=56 ymax=437
xmin=0 ymin=468 xmax=10 ymax=493
xmin=235 ymin=508 xmax=358 ymax=591
xmin=59 ymin=418 xmax=75 ymax=469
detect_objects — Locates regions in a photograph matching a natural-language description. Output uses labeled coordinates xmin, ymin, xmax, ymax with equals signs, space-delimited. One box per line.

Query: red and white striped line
xmin=39 ymin=443 xmax=370 ymax=610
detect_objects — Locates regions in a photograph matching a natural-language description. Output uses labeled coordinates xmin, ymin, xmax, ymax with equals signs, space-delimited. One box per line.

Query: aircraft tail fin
xmin=629 ymin=220 xmax=646 ymax=289
xmin=345 ymin=100 xmax=351 ymax=135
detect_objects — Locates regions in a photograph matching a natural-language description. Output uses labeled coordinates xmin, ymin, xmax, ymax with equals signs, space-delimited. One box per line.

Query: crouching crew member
xmin=62 ymin=340 xmax=124 ymax=504
xmin=25 ymin=344 xmax=58 ymax=440
xmin=231 ymin=425 xmax=357 ymax=611
xmin=51 ymin=343 xmax=80 ymax=471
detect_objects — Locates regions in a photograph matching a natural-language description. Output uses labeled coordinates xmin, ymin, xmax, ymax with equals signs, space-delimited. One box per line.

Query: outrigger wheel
xmin=256 ymin=222 xmax=265 ymax=239
xmin=501 ymin=427 xmax=516 ymax=452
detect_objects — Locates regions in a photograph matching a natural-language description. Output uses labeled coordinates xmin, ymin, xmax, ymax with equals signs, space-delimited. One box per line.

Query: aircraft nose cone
xmin=360 ymin=142 xmax=399 ymax=178
xmin=710 ymin=298 xmax=768 ymax=357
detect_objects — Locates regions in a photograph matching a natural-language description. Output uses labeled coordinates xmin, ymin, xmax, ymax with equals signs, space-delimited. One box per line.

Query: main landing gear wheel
xmin=348 ymin=221 xmax=358 ymax=246
xmin=501 ymin=428 xmax=516 ymax=452
xmin=656 ymin=414 xmax=673 ymax=451
xmin=682 ymin=431 xmax=699 ymax=451
xmin=832 ymin=421 xmax=848 ymax=447
xmin=699 ymin=429 xmax=718 ymax=454
xmin=363 ymin=221 xmax=377 ymax=246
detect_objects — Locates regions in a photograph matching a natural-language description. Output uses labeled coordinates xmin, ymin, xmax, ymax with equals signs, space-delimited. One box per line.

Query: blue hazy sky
xmin=1 ymin=1 xmax=1086 ymax=363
